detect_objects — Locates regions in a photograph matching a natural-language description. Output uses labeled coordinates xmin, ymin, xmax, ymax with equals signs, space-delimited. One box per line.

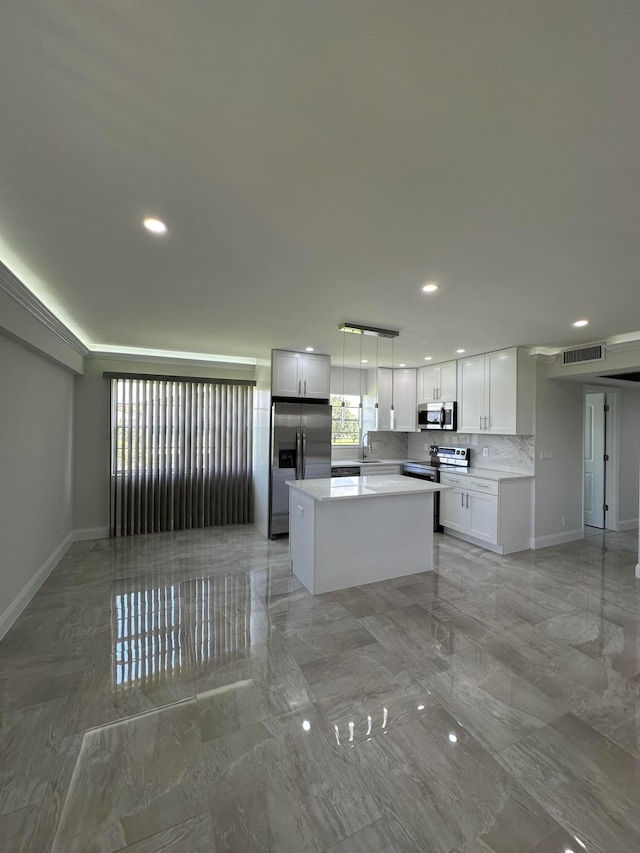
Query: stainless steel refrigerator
xmin=269 ymin=401 xmax=332 ymax=537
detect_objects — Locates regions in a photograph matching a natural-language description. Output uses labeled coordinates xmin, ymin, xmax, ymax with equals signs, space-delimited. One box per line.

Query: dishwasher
xmin=330 ymin=465 xmax=361 ymax=478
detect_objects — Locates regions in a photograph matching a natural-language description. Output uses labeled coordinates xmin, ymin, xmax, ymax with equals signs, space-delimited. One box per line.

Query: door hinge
xmin=603 ymin=503 xmax=609 ymax=511
xmin=604 ymin=404 xmax=610 ymax=412
xmin=604 ymin=454 xmax=609 ymax=461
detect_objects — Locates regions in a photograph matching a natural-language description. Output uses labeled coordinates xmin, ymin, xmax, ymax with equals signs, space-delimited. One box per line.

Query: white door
xmin=272 ymin=351 xmax=301 ymax=396
xmin=438 ymin=361 xmax=457 ymax=402
xmin=418 ymin=365 xmax=438 ymax=402
xmin=457 ymin=355 xmax=485 ymax=433
xmin=466 ymin=491 xmax=498 ymax=544
xmin=584 ymin=392 xmax=606 ymax=528
xmin=301 ymin=354 xmax=330 ymax=398
xmin=440 ymin=488 xmax=466 ymax=532
xmin=393 ymin=369 xmax=417 ymax=431
xmin=485 ymin=349 xmax=516 ymax=433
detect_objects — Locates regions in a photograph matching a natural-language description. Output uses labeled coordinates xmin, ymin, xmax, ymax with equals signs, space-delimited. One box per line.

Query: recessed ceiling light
xmin=143 ymin=217 xmax=167 ymax=235
xmin=456 ymin=349 xmax=465 ymax=354
xmin=424 ymin=356 xmax=433 ymax=361
xmin=361 ymin=359 xmax=368 ymax=364
xmin=422 ymin=282 xmax=439 ymax=293
xmin=399 ymin=363 xmax=406 ymax=367
xmin=573 ymin=319 xmax=589 ymax=327
xmin=305 ymin=347 xmax=314 ymax=352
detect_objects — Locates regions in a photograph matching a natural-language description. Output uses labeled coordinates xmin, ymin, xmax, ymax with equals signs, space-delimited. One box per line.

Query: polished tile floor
xmin=2 ymin=525 xmax=640 ymax=852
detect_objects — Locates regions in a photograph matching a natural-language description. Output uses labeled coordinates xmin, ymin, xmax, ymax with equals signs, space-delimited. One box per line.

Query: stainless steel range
xmin=402 ymin=446 xmax=470 ymax=531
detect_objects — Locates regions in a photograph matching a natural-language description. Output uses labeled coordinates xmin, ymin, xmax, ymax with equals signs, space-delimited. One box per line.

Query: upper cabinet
xmin=271 ymin=350 xmax=331 ymax=399
xmin=457 ymin=347 xmax=534 ymax=435
xmin=367 ymin=367 xmax=417 ymax=431
xmin=417 ymin=360 xmax=457 ymax=403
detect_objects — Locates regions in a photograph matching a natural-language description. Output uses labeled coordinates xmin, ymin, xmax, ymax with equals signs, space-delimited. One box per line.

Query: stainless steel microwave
xmin=417 ymin=401 xmax=457 ymax=430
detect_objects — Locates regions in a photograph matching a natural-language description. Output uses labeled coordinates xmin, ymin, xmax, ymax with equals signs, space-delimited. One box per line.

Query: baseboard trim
xmin=73 ymin=526 xmax=110 ymax=541
xmin=531 ymin=528 xmax=584 ymax=549
xmin=0 ymin=526 xmax=111 ymax=642
xmin=0 ymin=531 xmax=74 ymax=641
xmin=618 ymin=519 xmax=639 ymax=532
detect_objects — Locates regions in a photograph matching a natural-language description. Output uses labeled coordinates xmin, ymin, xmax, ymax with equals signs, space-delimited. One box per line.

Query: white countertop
xmin=330 ymin=458 xmax=424 ymax=468
xmin=331 ymin=458 xmax=533 ymax=481
xmin=287 ymin=475 xmax=448 ymax=502
xmin=438 ymin=467 xmax=534 ymax=481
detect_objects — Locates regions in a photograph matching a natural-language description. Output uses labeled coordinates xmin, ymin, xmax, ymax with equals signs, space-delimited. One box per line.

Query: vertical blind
xmin=109 ymin=375 xmax=253 ymax=536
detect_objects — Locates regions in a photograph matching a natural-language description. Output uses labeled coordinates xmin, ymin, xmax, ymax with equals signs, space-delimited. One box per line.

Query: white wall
xmin=0 ymin=331 xmax=74 ymax=637
xmin=619 ymin=387 xmax=640 ymax=528
xmin=74 ymin=355 xmax=256 ymax=535
xmin=533 ymin=364 xmax=584 ymax=546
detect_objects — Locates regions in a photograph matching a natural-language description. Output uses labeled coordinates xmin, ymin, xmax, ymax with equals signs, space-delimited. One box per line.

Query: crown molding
xmin=87 ymin=350 xmax=256 ymax=371
xmin=0 ymin=260 xmax=89 ymax=357
xmin=606 ymin=338 xmax=640 ymax=354
xmin=529 ymin=352 xmax=557 ymax=364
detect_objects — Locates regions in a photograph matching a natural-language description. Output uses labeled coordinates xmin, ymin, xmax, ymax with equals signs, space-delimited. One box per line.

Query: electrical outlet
xmin=482 ymin=447 xmax=489 ymax=457
xmin=561 ymin=516 xmax=566 ymax=528
xmin=372 ymin=442 xmax=380 ymax=450
xmin=424 ymin=442 xmax=430 ymax=451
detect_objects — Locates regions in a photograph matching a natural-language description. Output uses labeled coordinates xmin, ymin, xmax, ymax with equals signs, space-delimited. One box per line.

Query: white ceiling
xmin=1 ymin=1 xmax=640 ymax=368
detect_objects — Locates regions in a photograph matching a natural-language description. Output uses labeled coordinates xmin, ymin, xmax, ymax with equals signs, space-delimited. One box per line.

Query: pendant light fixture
xmin=374 ymin=334 xmax=379 ymax=430
xmin=389 ymin=336 xmax=396 ymax=430
xmin=358 ymin=334 xmax=363 ymax=413
xmin=337 ymin=323 xmax=399 ymax=435
xmin=341 ymin=327 xmax=346 ymax=427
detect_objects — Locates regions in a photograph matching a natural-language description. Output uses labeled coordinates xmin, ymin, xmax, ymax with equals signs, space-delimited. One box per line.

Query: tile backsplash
xmin=333 ymin=431 xmax=534 ymax=473
xmin=407 ymin=431 xmax=534 ymax=473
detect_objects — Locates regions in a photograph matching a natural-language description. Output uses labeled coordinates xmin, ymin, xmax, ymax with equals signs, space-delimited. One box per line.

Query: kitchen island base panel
xmin=289 ymin=488 xmax=434 ymax=595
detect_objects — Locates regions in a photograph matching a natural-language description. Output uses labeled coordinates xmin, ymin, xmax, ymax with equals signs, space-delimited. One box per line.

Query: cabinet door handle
xmin=471 ymin=482 xmax=490 ymax=488
xmin=298 ymin=380 xmax=301 ymax=396
xmin=461 ymin=492 xmax=464 ymax=508
xmin=466 ymin=493 xmax=469 ymax=508
xmin=479 ymin=416 xmax=483 ymax=430
xmin=304 ymin=380 xmax=307 ymax=396
xmin=484 ymin=416 xmax=488 ymax=430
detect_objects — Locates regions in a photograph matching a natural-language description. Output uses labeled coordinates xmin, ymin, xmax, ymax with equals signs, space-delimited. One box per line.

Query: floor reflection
xmin=112 ymin=572 xmax=257 ymax=686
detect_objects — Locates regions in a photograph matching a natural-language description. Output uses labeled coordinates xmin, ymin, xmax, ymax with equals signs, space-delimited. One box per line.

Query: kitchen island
xmin=287 ymin=475 xmax=449 ymax=594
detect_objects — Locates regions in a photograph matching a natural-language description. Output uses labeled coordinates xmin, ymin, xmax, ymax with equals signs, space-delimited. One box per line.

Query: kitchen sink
xmin=359 ymin=459 xmax=381 ymax=463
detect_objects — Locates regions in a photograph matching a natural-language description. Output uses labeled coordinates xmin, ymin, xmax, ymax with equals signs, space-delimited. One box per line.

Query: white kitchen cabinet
xmin=417 ymin=361 xmax=457 ymax=403
xmin=366 ymin=367 xmax=417 ymax=431
xmin=441 ymin=473 xmax=498 ymax=544
xmin=272 ymin=350 xmax=331 ymax=399
xmin=440 ymin=471 xmax=532 ymax=554
xmin=457 ymin=347 xmax=534 ymax=435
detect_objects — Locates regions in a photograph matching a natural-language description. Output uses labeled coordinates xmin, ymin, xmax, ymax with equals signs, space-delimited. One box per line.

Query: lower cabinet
xmin=440 ymin=472 xmax=532 ymax=554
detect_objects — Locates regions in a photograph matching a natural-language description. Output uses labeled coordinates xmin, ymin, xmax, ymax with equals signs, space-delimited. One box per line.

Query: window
xmin=331 ymin=394 xmax=362 ymax=446
xmin=109 ymin=375 xmax=253 ymax=536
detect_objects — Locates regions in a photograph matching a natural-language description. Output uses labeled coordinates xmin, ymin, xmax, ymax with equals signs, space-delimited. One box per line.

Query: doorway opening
xmin=583 ymin=388 xmax=618 ymax=533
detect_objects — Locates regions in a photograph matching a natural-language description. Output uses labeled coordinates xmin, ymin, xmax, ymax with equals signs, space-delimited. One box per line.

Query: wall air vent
xmin=562 ymin=343 xmax=605 ymax=365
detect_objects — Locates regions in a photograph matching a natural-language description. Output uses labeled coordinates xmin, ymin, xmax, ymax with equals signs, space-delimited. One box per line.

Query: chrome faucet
xmin=362 ymin=432 xmax=372 ymax=460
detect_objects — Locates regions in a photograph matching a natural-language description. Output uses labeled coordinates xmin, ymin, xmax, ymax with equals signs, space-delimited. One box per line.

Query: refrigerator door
xmin=270 ymin=402 xmax=301 ymax=537
xmin=300 ymin=403 xmax=332 ymax=481
xmin=269 ymin=402 xmax=332 ymax=537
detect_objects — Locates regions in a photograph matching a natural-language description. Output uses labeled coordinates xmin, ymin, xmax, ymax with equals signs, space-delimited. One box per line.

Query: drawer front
xmin=440 ymin=473 xmax=465 ymax=488
xmin=467 ymin=477 xmax=499 ymax=496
